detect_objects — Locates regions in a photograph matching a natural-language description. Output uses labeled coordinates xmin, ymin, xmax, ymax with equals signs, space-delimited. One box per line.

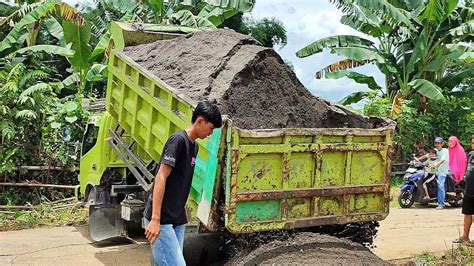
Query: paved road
xmin=0 ymin=206 xmax=465 ymax=265
xmin=0 ymin=226 xmax=150 ymax=265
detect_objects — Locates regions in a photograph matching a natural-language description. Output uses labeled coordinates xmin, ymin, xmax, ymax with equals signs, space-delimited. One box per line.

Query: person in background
xmin=448 ymin=136 xmax=467 ymax=184
xmin=417 ymin=137 xmax=449 ymax=209
xmin=416 ymin=144 xmax=427 ymax=158
xmin=422 ymin=149 xmax=438 ymax=200
xmin=453 ymin=135 xmax=474 ymax=244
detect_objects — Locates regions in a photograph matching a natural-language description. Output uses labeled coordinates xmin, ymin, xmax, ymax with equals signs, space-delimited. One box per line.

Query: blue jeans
xmin=437 ymin=175 xmax=446 ymax=207
xmin=143 ymin=218 xmax=186 ymax=266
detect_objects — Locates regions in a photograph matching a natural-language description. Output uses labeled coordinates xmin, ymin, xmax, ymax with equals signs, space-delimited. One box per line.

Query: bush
xmin=363 ymin=95 xmax=474 ymax=159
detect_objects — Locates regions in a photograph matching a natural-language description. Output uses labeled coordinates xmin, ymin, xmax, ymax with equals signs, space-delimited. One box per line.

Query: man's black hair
xmin=192 ymin=101 xmax=222 ymax=128
xmin=427 ymin=148 xmax=437 ymax=155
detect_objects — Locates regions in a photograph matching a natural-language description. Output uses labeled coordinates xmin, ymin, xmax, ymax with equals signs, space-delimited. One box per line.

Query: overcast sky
xmin=64 ymin=0 xmax=385 ymax=102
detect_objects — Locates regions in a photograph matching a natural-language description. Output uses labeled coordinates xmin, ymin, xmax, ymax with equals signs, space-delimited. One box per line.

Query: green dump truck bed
xmin=106 ymin=46 xmax=395 ymax=233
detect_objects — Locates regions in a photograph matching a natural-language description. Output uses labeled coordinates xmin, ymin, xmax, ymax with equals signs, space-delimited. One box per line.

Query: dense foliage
xmin=0 ymin=0 xmax=287 ymax=205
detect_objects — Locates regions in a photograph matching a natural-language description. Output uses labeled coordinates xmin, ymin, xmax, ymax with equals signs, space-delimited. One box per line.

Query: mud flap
xmin=89 ymin=204 xmax=127 ymax=241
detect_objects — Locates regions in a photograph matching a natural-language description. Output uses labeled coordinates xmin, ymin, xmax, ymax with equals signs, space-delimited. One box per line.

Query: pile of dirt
xmin=225 ymin=232 xmax=386 ymax=265
xmin=124 ymin=29 xmax=386 ymax=130
xmin=221 ymin=221 xmax=379 ymax=259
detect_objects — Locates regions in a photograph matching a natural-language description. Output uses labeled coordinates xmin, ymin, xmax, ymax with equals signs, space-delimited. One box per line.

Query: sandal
xmin=453 ymin=238 xmax=469 ymax=244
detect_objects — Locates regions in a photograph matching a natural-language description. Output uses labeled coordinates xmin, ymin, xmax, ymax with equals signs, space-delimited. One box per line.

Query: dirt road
xmin=0 ymin=206 xmax=464 ymax=265
xmin=374 ymin=205 xmax=464 ymax=261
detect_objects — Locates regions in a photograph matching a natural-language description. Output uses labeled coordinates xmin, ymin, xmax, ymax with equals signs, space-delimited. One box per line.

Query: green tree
xmin=0 ymin=59 xmax=88 ymax=173
xmin=296 ymin=0 xmax=474 ymax=116
xmin=227 ymin=16 xmax=287 ymax=48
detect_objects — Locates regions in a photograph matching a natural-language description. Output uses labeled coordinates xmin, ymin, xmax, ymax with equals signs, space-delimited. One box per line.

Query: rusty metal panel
xmin=225 ymin=124 xmax=395 ymax=233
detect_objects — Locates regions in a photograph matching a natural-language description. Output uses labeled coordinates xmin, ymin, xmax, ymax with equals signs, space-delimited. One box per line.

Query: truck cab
xmin=79 ymin=112 xmax=125 ymax=204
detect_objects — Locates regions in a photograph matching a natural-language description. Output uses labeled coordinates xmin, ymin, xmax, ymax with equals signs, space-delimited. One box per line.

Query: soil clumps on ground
xmin=225 ymin=232 xmax=386 ymax=265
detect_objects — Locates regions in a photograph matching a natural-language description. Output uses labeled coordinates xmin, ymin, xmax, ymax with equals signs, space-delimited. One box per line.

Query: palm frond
xmin=315 ymin=59 xmax=371 ymax=79
xmin=296 ymin=35 xmax=375 ymax=58
xmin=15 ymin=109 xmax=37 ymax=119
xmin=330 ymin=0 xmax=415 ymax=31
xmin=17 ymin=95 xmax=35 ymax=106
xmin=53 ymin=2 xmax=85 ymax=26
xmin=20 ymin=82 xmax=51 ymax=98
xmin=19 ymin=69 xmax=48 ymax=88
xmin=1 ymin=81 xmax=19 ymax=93
xmin=7 ymin=63 xmax=25 ymax=82
xmin=0 ymin=2 xmax=41 ymax=28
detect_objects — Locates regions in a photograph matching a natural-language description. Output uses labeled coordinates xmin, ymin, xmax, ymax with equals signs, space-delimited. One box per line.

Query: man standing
xmin=143 ymin=101 xmax=222 ymax=265
xmin=431 ymin=137 xmax=450 ymax=209
xmin=453 ymin=135 xmax=474 ymax=244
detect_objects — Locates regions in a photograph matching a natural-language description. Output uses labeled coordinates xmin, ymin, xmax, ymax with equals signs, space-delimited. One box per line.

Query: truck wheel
xmin=398 ymin=190 xmax=414 ymax=208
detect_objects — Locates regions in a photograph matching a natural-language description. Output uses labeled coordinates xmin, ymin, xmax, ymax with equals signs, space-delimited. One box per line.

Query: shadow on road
xmin=73 ymin=225 xmax=150 ymax=265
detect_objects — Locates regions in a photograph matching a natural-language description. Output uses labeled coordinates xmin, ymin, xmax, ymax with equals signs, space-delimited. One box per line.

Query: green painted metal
xmin=79 ymin=112 xmax=124 ymax=196
xmin=78 ymin=112 xmax=149 ymax=196
xmin=106 ymin=50 xmax=223 ymax=228
xmin=224 ymin=125 xmax=394 ymax=233
xmin=110 ymin=22 xmax=197 ymax=50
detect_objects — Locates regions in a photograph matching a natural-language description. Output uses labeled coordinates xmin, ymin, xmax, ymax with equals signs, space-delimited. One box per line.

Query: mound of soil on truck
xmin=226 ymin=232 xmax=386 ymax=265
xmin=124 ymin=29 xmax=386 ymax=129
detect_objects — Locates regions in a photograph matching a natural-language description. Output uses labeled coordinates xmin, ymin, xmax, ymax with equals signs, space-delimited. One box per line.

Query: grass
xmin=0 ymin=200 xmax=88 ymax=231
xmin=413 ymin=245 xmax=474 ymax=265
xmin=416 ymin=251 xmax=439 ymax=264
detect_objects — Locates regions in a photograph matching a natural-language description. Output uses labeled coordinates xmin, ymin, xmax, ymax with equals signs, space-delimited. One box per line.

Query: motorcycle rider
xmin=422 ymin=149 xmax=438 ymax=200
xmin=417 ymin=137 xmax=450 ymax=209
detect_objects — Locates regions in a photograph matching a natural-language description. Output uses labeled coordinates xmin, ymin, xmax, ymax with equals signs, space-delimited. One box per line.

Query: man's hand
xmin=145 ymin=220 xmax=160 ymax=244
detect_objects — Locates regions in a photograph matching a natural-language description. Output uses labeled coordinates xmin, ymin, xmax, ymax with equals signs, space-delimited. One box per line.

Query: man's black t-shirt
xmin=144 ymin=130 xmax=198 ymax=226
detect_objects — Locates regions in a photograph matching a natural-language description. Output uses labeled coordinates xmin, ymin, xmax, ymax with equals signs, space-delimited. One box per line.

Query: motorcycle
xmin=398 ymin=157 xmax=464 ymax=208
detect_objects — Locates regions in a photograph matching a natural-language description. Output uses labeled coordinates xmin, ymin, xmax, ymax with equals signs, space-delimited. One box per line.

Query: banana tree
xmin=0 ymin=0 xmax=84 ymax=57
xmin=0 ymin=0 xmax=97 ymax=92
xmin=86 ymin=0 xmax=255 ymax=62
xmin=296 ymin=0 xmax=474 ymax=115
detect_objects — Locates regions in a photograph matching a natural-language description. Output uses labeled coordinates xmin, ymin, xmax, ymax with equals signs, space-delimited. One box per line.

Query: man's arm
xmin=145 ymin=164 xmax=172 ymax=244
xmin=433 ymin=150 xmax=448 ymax=168
xmin=433 ymin=160 xmax=445 ymax=168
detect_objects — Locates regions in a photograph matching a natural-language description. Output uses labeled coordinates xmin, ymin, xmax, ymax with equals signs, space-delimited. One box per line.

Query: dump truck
xmin=79 ymin=22 xmax=395 ymax=264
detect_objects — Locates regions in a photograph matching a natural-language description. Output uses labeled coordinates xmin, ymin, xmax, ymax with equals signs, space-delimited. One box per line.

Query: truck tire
xmin=398 ymin=190 xmax=414 ymax=208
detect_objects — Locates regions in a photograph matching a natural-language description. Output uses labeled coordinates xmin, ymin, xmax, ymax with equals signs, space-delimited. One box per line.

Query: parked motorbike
xmin=398 ymin=157 xmax=464 ymax=208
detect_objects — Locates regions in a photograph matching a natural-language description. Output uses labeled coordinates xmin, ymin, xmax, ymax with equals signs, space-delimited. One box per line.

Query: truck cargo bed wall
xmin=224 ymin=124 xmax=394 ymax=233
xmin=106 ymin=50 xmax=224 ymax=228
